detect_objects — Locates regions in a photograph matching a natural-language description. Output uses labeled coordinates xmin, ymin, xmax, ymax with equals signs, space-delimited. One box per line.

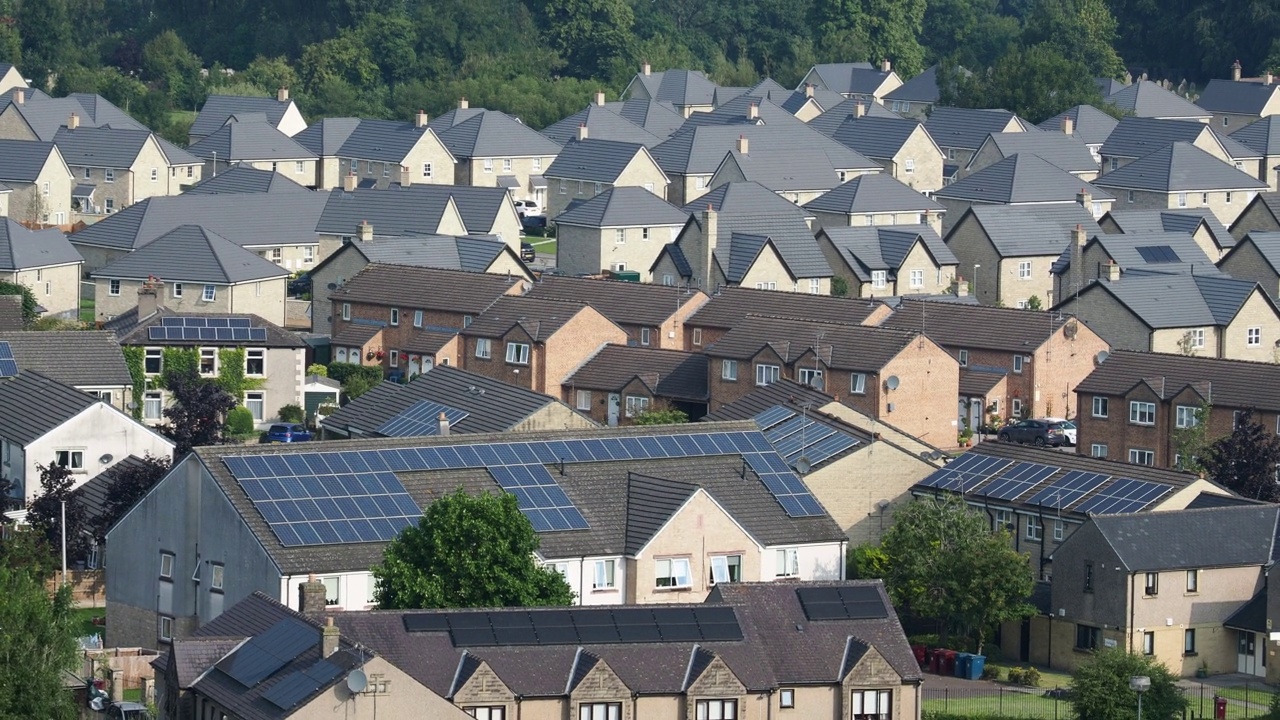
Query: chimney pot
xmin=594 ymin=90 xmax=606 ymax=106
xmin=342 ymin=172 xmax=356 ymax=192
xmin=358 ymin=220 xmax=373 ymax=242
xmin=137 ymin=283 xmax=161 ymax=319
xmin=1232 ymin=60 xmax=1243 ymax=82
xmin=576 ymin=124 xmax=588 ymax=141
xmin=438 ymin=411 xmax=451 ymax=436
xmin=321 ymin=617 xmax=340 ymax=657
xmin=1062 ymin=115 xmax=1074 ymax=136
xmin=414 ymin=109 xmax=429 ymax=128
xmin=459 ymin=97 xmax=469 ymax=110
xmin=277 ymin=87 xmax=289 ymax=102
xmin=736 ymin=134 xmax=748 ymax=154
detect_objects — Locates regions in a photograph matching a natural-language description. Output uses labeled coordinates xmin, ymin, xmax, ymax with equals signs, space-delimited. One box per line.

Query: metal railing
xmin=922 ymin=682 xmax=1275 ymax=719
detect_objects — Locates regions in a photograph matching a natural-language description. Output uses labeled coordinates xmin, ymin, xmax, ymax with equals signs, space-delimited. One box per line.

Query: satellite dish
xmin=795 ymin=456 xmax=812 ymax=474
xmin=1094 ymin=350 xmax=1110 ymax=366
xmin=930 ymin=450 xmax=946 ymax=461
xmin=327 ymin=282 xmax=338 ymax=291
xmin=885 ymin=375 xmax=900 ymax=391
xmin=346 ymin=669 xmax=367 ymax=694
xmin=98 ymin=454 xmax=113 ymax=464
xmin=1064 ymin=320 xmax=1078 ymax=339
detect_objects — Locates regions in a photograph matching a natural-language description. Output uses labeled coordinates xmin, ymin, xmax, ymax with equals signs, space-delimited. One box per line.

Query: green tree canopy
xmin=159 ymin=367 xmax=237 ymax=458
xmin=1203 ymin=409 xmax=1280 ymax=502
xmin=1070 ymin=648 xmax=1187 ymax=720
xmin=0 ymin=567 xmax=79 ymax=719
xmin=26 ymin=461 xmax=92 ymax=565
xmin=0 ymin=280 xmax=38 ymax=325
xmin=373 ymin=489 xmax=575 ymax=609
xmin=538 ymin=0 xmax=637 ymax=78
xmin=1023 ymin=0 xmax=1126 ymax=78
xmin=941 ymin=43 xmax=1104 ymax=123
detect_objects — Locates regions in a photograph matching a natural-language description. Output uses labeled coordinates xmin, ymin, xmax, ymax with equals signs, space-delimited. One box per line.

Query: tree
xmin=847 ymin=544 xmax=890 ymax=579
xmin=25 ymin=462 xmax=92 ymax=566
xmin=0 ymin=280 xmax=38 ymax=324
xmin=0 ymin=566 xmax=79 ymax=719
xmin=880 ymin=495 xmax=1035 ymax=651
xmin=632 ymin=406 xmax=689 ymax=425
xmin=1203 ymin=409 xmax=1280 ymax=502
xmin=1070 ymin=648 xmax=1187 ymax=720
xmin=1023 ymin=0 xmax=1126 ymax=78
xmin=91 ymin=455 xmax=171 ymax=542
xmin=373 ymin=489 xmax=575 ymax=609
xmin=539 ymin=0 xmax=637 ymax=77
xmin=17 ymin=0 xmax=70 ymax=87
xmin=243 ymin=55 xmax=300 ymax=93
xmin=142 ymin=30 xmax=205 ymax=108
xmin=1025 ymin=295 xmax=1043 ymax=311
xmin=942 ymin=43 xmax=1103 ymax=123
xmin=159 ymin=366 xmax=237 ymax=458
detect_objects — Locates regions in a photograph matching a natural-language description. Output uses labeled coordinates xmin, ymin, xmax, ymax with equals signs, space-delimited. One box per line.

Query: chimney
xmin=594 ymin=90 xmax=606 ymax=107
xmin=137 ymin=282 xmax=161 ymax=319
xmin=342 ymin=172 xmax=356 ymax=192
xmin=642 ymin=62 xmax=651 ymax=76
xmin=1076 ymin=188 xmax=1091 ymax=209
xmin=399 ymin=164 xmax=412 ymax=187
xmin=701 ymin=205 xmax=718 ymax=291
xmin=748 ymin=103 xmax=759 ymax=121
xmin=438 ymin=411 xmax=451 ymax=436
xmin=1105 ymin=261 xmax=1121 ymax=282
xmin=322 ymin=617 xmax=340 ymax=658
xmin=881 ymin=59 xmax=892 ymax=73
xmin=277 ymin=87 xmax=289 ymax=102
xmin=298 ymin=574 xmax=327 ymax=616
xmin=854 ymin=103 xmax=866 ymax=119
xmin=805 ymin=83 xmax=814 ymax=98
xmin=459 ymin=97 xmax=469 ymax=110
xmin=357 ymin=220 xmax=373 ymax=242
xmin=956 ymin=277 xmax=968 ymax=297
xmin=1062 ymin=115 xmax=1074 ymax=136
xmin=736 ymin=134 xmax=748 ymax=154
xmin=576 ymin=124 xmax=588 ymax=141
xmin=1232 ymin=60 xmax=1243 ymax=82
xmin=14 ymin=89 xmax=22 ymax=105
xmin=1267 ymin=72 xmax=1275 ymax=86
xmin=414 ymin=109 xmax=429 ymax=128
xmin=1071 ymin=223 xmax=1086 ymax=290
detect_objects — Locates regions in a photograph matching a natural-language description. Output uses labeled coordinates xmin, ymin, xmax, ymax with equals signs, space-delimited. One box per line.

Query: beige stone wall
xmin=1219 ymin=241 xmax=1280 ymax=296
xmin=511 ymin=402 xmax=598 ymax=431
xmin=685 ymin=657 xmax=748 ymax=720
xmin=1222 ymin=289 xmax=1280 ymax=361
xmin=293 ymin=655 xmax=471 ymax=719
xmin=996 ymin=255 xmax=1057 ymax=308
xmin=12 ymin=261 xmax=80 ymax=318
xmin=630 ymin=490 xmax=759 ymax=604
xmin=94 ymin=278 xmax=286 ymax=326
xmin=842 ymin=646 xmax=910 ymax=720
xmin=898 ymin=241 xmax=955 ymax=294
xmin=1111 ymin=188 xmax=1254 ymax=227
xmin=228 ymin=278 xmax=288 ymax=327
xmin=569 ymin=661 xmax=634 ymax=720
xmin=0 ymin=105 xmax=36 ymax=139
xmin=1047 ymin=619 xmax=1127 ymax=673
xmin=309 ymin=251 xmax=370 ymax=335
xmin=805 ymin=443 xmax=936 ymax=546
xmin=463 ymin=155 xmax=557 ymax=195
xmin=601 ymin=224 xmax=682 ymax=277
xmin=403 ymin=132 xmax=459 ymax=186
xmin=1071 ymin=287 xmax=1155 ymax=352
xmin=130 ymin=136 xmax=190 ymax=201
xmin=734 ymin=244 xmax=800 ymax=291
xmin=241 ymin=158 xmax=317 ymax=183
xmin=10 ymin=151 xmax=75 ymax=225
xmin=892 ymin=127 xmax=945 ymax=195
xmin=1130 ymin=566 xmax=1260 ymax=677
xmin=453 ymin=662 xmax=514 ymax=717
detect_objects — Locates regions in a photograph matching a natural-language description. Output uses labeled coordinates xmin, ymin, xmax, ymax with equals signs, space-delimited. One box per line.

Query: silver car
xmin=1040 ymin=417 xmax=1077 ymax=446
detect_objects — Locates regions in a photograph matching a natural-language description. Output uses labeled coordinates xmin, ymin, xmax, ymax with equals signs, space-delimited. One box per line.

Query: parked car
xmin=521 ymin=214 xmax=548 ymax=230
xmin=106 ymin=702 xmax=152 ymax=720
xmin=1039 ymin=417 xmax=1077 ymax=446
xmin=997 ymin=419 xmax=1068 ymax=447
xmin=513 ymin=199 xmax=543 ymax=217
xmin=288 ymin=274 xmax=311 ymax=296
xmin=521 ymin=241 xmax=537 ymax=262
xmin=266 ymin=423 xmax=313 ymax=442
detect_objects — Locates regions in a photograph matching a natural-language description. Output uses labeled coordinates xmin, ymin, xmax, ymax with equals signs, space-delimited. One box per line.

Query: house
xmin=543 ymin=137 xmax=669 ymax=221
xmin=0 ymin=368 xmax=174 ymax=505
xmin=68 ymin=454 xmax=152 ymax=568
xmin=1039 ymin=105 xmax=1121 ymax=164
xmin=804 ymin=173 xmax=946 ymax=231
xmin=91 ymin=226 xmax=289 ymax=327
xmin=1093 ymin=142 xmax=1267 ymax=226
xmin=679 ymin=95 xmax=815 ymax=131
xmin=1230 ymin=192 xmax=1280 ymax=239
xmin=706 ymin=134 xmax=879 ymax=205
xmin=944 ymin=203 xmax=1103 ymax=308
xmin=1097 ymin=116 xmax=1261 ymax=178
xmin=188 ymin=90 xmax=307 ymax=144
xmin=1051 ymin=229 xmax=1219 ymax=303
xmin=881 ymin=297 xmax=1110 ymax=426
xmin=104 ymin=421 xmax=849 ymax=647
xmin=1228 ymin=115 xmax=1280 ymax=191
xmin=703 ymin=313 xmax=959 ymax=443
xmin=0 ymin=139 xmax=73 ymax=225
xmin=797 ymin=61 xmax=903 ymax=104
xmin=67 ymin=191 xmax=330 ymax=274
xmin=806 ymin=99 xmax=903 ymax=138
xmin=1075 ymin=348 xmax=1280 ymax=468
xmin=604 ymin=97 xmax=687 ymax=139
xmin=740 ymin=78 xmax=844 ymax=121
xmin=522 ymin=274 xmax=708 ymax=349
xmin=1099 ymin=207 xmax=1236 ymax=260
xmin=186 ymin=120 xmax=318 ymax=183
xmin=112 ymin=305 xmax=305 ymax=427
xmin=830 ymin=114 xmax=946 ymax=195
xmin=564 ymin=345 xmax=708 ymax=424
xmin=1103 ymin=80 xmax=1212 ymax=122
xmin=456 ymin=295 xmax=626 ymax=395
xmin=327 ymin=264 xmax=524 ymax=374
xmin=934 ymin=154 xmax=1113 ymax=232
xmin=0 ymin=219 xmax=82 ymax=318
xmin=0 ymin=63 xmax=25 ymax=96
xmin=1219 ymin=231 xmax=1280 ymax=296
xmin=307 ymin=234 xmax=530 ymax=336
xmin=682 ymin=285 xmax=892 ymax=351
xmin=964 ymin=131 xmax=1101 ymax=181
xmin=542 ymin=94 xmax=665 ymax=147
xmin=54 ymin=125 xmax=202 ymax=216
xmin=1048 ymin=505 xmax=1279 ymax=675
xmin=293 ymin=113 xmax=458 ymax=191
xmin=705 ymin=379 xmax=944 ymax=545
xmin=883 ymin=65 xmax=942 ymax=118
xmin=428 ymin=101 xmax=562 ymax=197
xmin=0 ymin=90 xmax=149 ymax=141
xmin=0 ymin=330 xmax=132 ymax=410
xmin=817 ymin=225 xmax=957 ymax=298
xmin=622 ymin=64 xmax=721 ymax=117
xmin=1196 ymin=74 xmax=1280 ymax=129
xmin=1057 ymin=272 xmax=1280 ymax=361
xmin=923 ymin=107 xmax=1034 ymax=171
xmin=552 ymin=186 xmax=689 ymax=278
xmin=182 ymin=165 xmax=311 ymax=196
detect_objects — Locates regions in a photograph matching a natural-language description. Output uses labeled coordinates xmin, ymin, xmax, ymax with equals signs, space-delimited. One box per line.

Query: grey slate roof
xmin=806 ymin=99 xmax=902 ymax=137
xmin=804 ymin=173 xmax=945 ymax=215
xmin=552 ymin=186 xmax=687 ymax=228
xmin=116 ymin=309 xmax=304 ymax=349
xmin=68 ymin=192 xmax=329 ymax=252
xmin=1228 ymin=231 xmax=1280 ymax=275
xmin=0 ymin=220 xmax=81 ymax=270
xmin=1225 ymin=590 xmax=1268 ymax=633
xmin=1038 ymin=104 xmax=1121 ymax=146
xmin=523 ymin=274 xmax=705 ymax=327
xmin=315 ymin=184 xmax=508 ymax=238
xmin=53 ymin=127 xmax=158 ymax=169
xmin=1 ymin=93 xmax=148 ymax=141
xmin=628 ymin=69 xmax=719 ymax=107
xmin=884 ymin=65 xmax=940 ymax=103
xmin=1086 ymin=506 xmax=1280 ymax=571
xmin=1053 ymin=231 xmax=1216 ymax=276
xmin=677 ymin=208 xmax=830 ymax=280
xmin=320 ymin=364 xmax=568 ymax=437
xmin=624 ymin=473 xmax=699 ymax=554
xmin=924 ymin=107 xmax=1032 ymax=151
xmin=329 ymin=264 xmax=519 ymax=312
xmin=335 ymin=234 xmax=510 ymax=274
xmin=542 ymin=104 xmax=663 ymax=147
xmin=605 ymin=98 xmax=686 ymax=139
xmin=543 ymin=138 xmax=651 ymax=183
xmin=0 ymin=331 xmax=130 ymax=387
xmin=1100 ymin=116 xmax=1258 ymax=161
xmin=725 ymin=233 xmax=776 ymax=282
xmin=1096 ymin=78 xmax=1129 ymax=96
xmin=1102 ymin=208 xmax=1235 ymax=250
xmin=0 ymin=295 xmax=22 ymax=331
xmin=430 ymin=108 xmax=561 ymax=158
xmin=1105 ymin=81 xmax=1211 ymax=120
xmin=1229 ymin=115 xmax=1280 ymax=156
xmin=1196 ymin=80 xmax=1280 ymax=116
xmin=975 ymin=132 xmax=1100 ymax=174
xmin=90 ymin=224 xmax=288 ymax=284
xmin=190 ymin=95 xmax=295 ymax=139
xmin=183 ymin=165 xmax=311 ymax=195
xmin=316 ymin=117 xmax=452 ymax=164
xmin=718 ymin=145 xmax=847 ymax=193
xmin=70 ymin=454 xmax=149 ymax=532
xmin=290 ymin=117 xmax=360 ymax=156
xmin=681 ymin=181 xmax=814 ymax=219
xmin=686 ymin=286 xmax=887 ymax=329
xmin=1092 ymin=142 xmax=1268 ymax=192
xmin=820 ymin=225 xmax=956 ymax=282
xmin=953 ymin=203 xmax=1102 ymax=257
xmin=187 ymin=120 xmax=316 ymax=162
xmin=707 ymin=314 xmax=920 ymax=371
xmin=565 ymin=345 xmax=708 ymax=400
xmin=830 ymin=115 xmax=928 ymax=160
xmin=803 ymin=64 xmax=893 ymax=96
xmin=882 ymin=297 xmax=1071 ymax=351
xmin=652 ymin=124 xmax=876 ymax=176
xmin=1068 ymin=272 xmax=1267 ymax=327
xmin=679 ymin=96 xmax=810 ymax=130
xmin=1076 ymin=348 xmax=1280 ymax=411
xmin=935 ymin=154 xmax=1112 ymax=204
xmin=0 ymin=140 xmax=56 ymax=182
xmin=0 ymin=370 xmax=98 ymax=446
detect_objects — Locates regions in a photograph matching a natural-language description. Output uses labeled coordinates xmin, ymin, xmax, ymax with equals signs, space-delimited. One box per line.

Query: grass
xmin=70 ymin=607 xmax=103 ymax=640
xmin=79 ymin=296 xmax=94 ymax=324
xmin=1211 ymin=684 xmax=1276 ymax=705
xmin=168 ymin=109 xmax=197 ymax=126
xmin=923 ymin=692 xmax=1067 ymax=719
xmin=526 ymin=237 xmax=556 ymax=255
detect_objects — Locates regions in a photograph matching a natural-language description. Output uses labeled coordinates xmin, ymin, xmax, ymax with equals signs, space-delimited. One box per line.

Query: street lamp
xmin=972 ymin=264 xmax=981 ymax=301
xmin=1130 ymin=675 xmax=1150 ymax=720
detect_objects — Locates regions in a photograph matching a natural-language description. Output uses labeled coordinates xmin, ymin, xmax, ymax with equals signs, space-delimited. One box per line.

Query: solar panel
xmin=753 ymin=405 xmax=796 ymax=430
xmin=377 ymin=400 xmax=471 ymax=437
xmin=214 ymin=617 xmax=317 ymax=688
xmin=918 ymin=453 xmax=1013 ymax=492
xmin=262 ymin=659 xmax=346 ymax=710
xmin=1136 ymin=245 xmax=1181 ymax=263
xmin=796 ymin=586 xmax=889 ymax=621
xmin=975 ymin=462 xmax=1060 ymax=501
xmin=1074 ymin=478 xmax=1172 ymax=515
xmin=150 ymin=317 xmax=267 ymax=342
xmin=1026 ymin=471 xmax=1110 ymax=509
xmin=428 ymin=607 xmax=744 ymax=646
xmin=0 ymin=341 xmax=17 ymax=377
xmin=743 ymin=454 xmax=827 ymax=517
xmin=488 ymin=465 xmax=590 ymax=531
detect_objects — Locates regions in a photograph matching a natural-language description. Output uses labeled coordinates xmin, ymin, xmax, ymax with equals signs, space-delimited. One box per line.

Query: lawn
xmin=79 ymin=296 xmax=94 ymax=324
xmin=1212 ymin=685 xmax=1276 ymax=705
xmin=923 ymin=690 xmax=1068 ymax=719
xmin=70 ymin=607 xmax=104 ymax=640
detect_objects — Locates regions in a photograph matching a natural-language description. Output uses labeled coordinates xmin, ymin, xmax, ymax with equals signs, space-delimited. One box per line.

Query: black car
xmin=997 ymin=419 xmax=1068 ymax=447
xmin=288 ymin=274 xmax=311 ymax=296
xmin=521 ymin=242 xmax=536 ymax=262
xmin=521 ymin=215 xmax=548 ymax=230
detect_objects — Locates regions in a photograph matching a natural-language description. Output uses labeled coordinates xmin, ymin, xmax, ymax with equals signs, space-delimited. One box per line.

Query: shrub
xmin=326 ymin=362 xmax=382 ymax=385
xmin=343 ymin=374 xmax=373 ymax=400
xmin=278 ymin=404 xmax=304 ymax=423
xmin=1007 ymin=667 xmax=1025 ymax=685
xmin=225 ymin=406 xmax=255 ymax=435
xmin=981 ymin=664 xmax=1002 ymax=681
xmin=307 ymin=363 xmax=328 ymax=376
xmin=1022 ymin=667 xmax=1040 ymax=687
xmin=847 ymin=544 xmax=890 ymax=580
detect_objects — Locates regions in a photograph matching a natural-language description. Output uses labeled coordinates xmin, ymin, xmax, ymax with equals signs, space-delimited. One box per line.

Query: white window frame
xmin=775 ymin=548 xmax=799 ymax=578
xmin=850 ymin=373 xmax=867 ymax=394
xmin=1026 ymin=515 xmax=1043 ymax=542
xmin=1018 ymin=261 xmax=1032 ymax=280
xmin=692 ymin=328 xmax=703 ymax=346
xmin=1091 ymin=443 xmax=1108 ymax=458
xmin=709 ymin=554 xmax=741 ymax=585
xmin=144 ymin=348 xmax=163 ymax=375
xmin=245 ymin=348 xmax=265 ymax=376
xmin=1129 ymin=448 xmax=1155 ymax=466
xmin=850 ymin=690 xmax=890 ymax=719
xmin=1092 ymin=396 xmax=1108 ymax=418
xmin=655 ymin=557 xmax=692 ymax=589
xmin=341 ymin=303 xmax=351 ymax=321
xmin=108 ymin=279 xmax=121 ymax=296
xmin=422 ymin=162 xmax=433 ymax=179
xmin=150 ymin=167 xmax=158 ymax=182
xmin=475 ymin=338 xmax=492 ymax=359
xmin=413 ymin=310 xmax=424 ymax=328
xmin=576 ymin=389 xmax=591 ymax=411
xmin=1187 ymin=569 xmax=1198 ymax=593
xmin=871 ymin=270 xmax=887 ymax=289
xmin=639 ymin=327 xmax=651 ymax=346
xmin=1178 ymin=192 xmax=1187 ymax=208
xmin=199 ymin=348 xmax=217 ymax=375
xmin=909 ymin=269 xmax=924 ymax=288
xmin=779 ymin=689 xmax=795 ymax=709
xmin=245 ymin=392 xmax=265 ymax=422
xmin=533 ymin=157 xmax=542 ymax=171
xmin=592 ymin=559 xmax=616 ymax=590
xmin=160 ymin=552 xmax=174 ymax=579
xmin=1190 ymin=328 xmax=1205 ymax=349
xmin=505 ymin=341 xmax=530 ymax=365
xmin=210 ymin=564 xmax=224 ymax=591
xmin=755 ymin=363 xmax=779 ymax=387
xmin=54 ymin=449 xmax=85 ymax=472
xmin=1013 ymin=355 xmax=1024 ymax=374
xmin=958 ymin=349 xmax=968 ymax=367
xmin=483 ymin=158 xmax=493 ymax=173
xmin=578 ymin=703 xmax=621 ymax=720
xmin=1175 ymin=405 xmax=1199 ymax=429
xmin=721 ymin=359 xmax=737 ymax=381
xmin=159 ymin=616 xmax=173 ymax=643
xmin=143 ymin=391 xmax=163 ymax=419
xmin=105 ymin=168 xmax=115 ymax=183
xmin=904 ymin=158 xmax=915 ymax=174
xmin=1248 ymin=326 xmax=1261 ymax=346
xmin=624 ymin=395 xmax=650 ymax=417
xmin=389 ymin=349 xmax=399 ymax=368
xmin=641 ymin=227 xmax=650 ymax=241
xmin=994 ymin=509 xmax=1014 ymax=532
xmin=695 ymin=699 xmax=738 ymax=719
xmin=303 ymin=246 xmax=314 ymax=263
xmin=798 ymin=367 xmax=823 ymax=389
xmin=173 ymin=283 xmax=183 ymax=298
xmin=389 ymin=308 xmax=399 ymax=326
xmin=1053 ymin=520 xmax=1065 ymax=542
xmin=1129 ymin=401 xmax=1156 ymax=425
xmin=202 ymin=285 xmax=216 ymax=302
xmin=809 ymin=278 xmax=820 ymax=294
xmin=615 ymin=229 xmax=625 ymax=244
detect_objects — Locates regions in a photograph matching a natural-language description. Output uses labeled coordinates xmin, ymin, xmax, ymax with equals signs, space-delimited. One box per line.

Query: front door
xmin=1239 ymin=631 xmax=1264 ymax=676
xmin=607 ymin=393 xmax=620 ymax=426
xmin=969 ymin=398 xmax=984 ymax=433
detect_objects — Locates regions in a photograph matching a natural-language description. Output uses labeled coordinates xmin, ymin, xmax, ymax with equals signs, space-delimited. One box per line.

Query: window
xmin=1227 ymin=192 xmax=1233 ymax=204
xmin=1175 ymin=405 xmax=1199 ymax=428
xmin=475 ymin=338 xmax=492 ymax=359
xmin=422 ymin=162 xmax=433 ymax=179
xmin=692 ymin=328 xmax=703 ymax=346
xmin=755 ymin=363 xmax=779 ymax=386
xmin=1189 ymin=328 xmax=1205 ymax=349
xmin=994 ymin=509 xmax=1014 ymax=533
xmin=303 ymin=246 xmax=314 ymax=263
xmin=948 ymin=148 xmax=957 ymax=161
xmin=1092 ymin=396 xmax=1109 ymax=418
xmin=775 ymin=548 xmax=799 ymax=577
xmin=341 ymin=303 xmax=351 ymax=321
xmin=904 ymin=158 xmax=915 ymax=174
xmin=640 ymin=327 xmax=651 ymax=346
xmin=159 ymin=616 xmax=173 ymax=643
xmin=655 ymin=557 xmax=692 ymax=588
xmin=105 ymin=198 xmax=115 ymax=213
xmin=909 ymin=269 xmax=924 ymax=288
xmin=105 ymin=168 xmax=114 ymax=182
xmin=245 ymin=349 xmax=264 ymax=375
xmin=1076 ymin=624 xmax=1099 ymax=650
xmin=160 ymin=552 xmax=174 ymax=579
xmin=1127 ymin=190 xmax=1135 ymax=204
xmin=592 ymin=559 xmax=616 ymax=589
xmin=1249 ymin=327 xmax=1261 ymax=346
xmin=721 ymin=359 xmax=737 ymax=380
xmin=83 ymin=167 xmax=91 ymax=180
xmin=754 ymin=281 xmax=776 ymax=290
xmin=466 ymin=708 xmax=504 ymax=720
xmin=624 ymin=395 xmax=650 ymax=417
xmin=199 ymin=348 xmax=217 ymax=375
xmin=1178 ymin=192 xmax=1187 ymax=208
xmin=1143 ymin=631 xmax=1154 ymax=655
xmin=210 ymin=564 xmax=224 ymax=591
xmin=389 ymin=308 xmax=399 ymax=326
xmin=388 ymin=350 xmax=399 ymax=368
xmin=144 ymin=348 xmax=162 ymax=374
xmin=1202 ymin=193 xmax=1210 ymax=205
xmin=851 ymin=690 xmax=890 ymax=720
xmin=320 ymin=576 xmax=340 ymax=605
xmin=779 ymin=689 xmax=795 ymax=709
xmin=533 ymin=157 xmax=542 ymax=171
xmin=245 ymin=392 xmax=265 ymax=421
xmin=383 ymin=164 xmax=391 ymax=178
xmin=172 ymin=283 xmax=183 ymax=298
xmin=662 ymin=274 xmax=674 ymax=286
xmin=483 ymin=158 xmax=493 ymax=173
xmin=1084 ymin=562 xmax=1094 ymax=592
xmin=576 ymin=389 xmax=591 ymax=410
xmin=850 ymin=373 xmax=867 ymax=394
xmin=1129 ymin=448 xmax=1155 ymax=466
xmin=709 ymin=555 xmax=741 ymax=584
xmin=150 ymin=167 xmax=158 ymax=182
xmin=1091 ymin=443 xmax=1108 ymax=458
xmin=270 ymin=247 xmax=283 ymax=262
xmin=1185 ymin=629 xmax=1197 ymax=655
xmin=559 ymin=179 xmax=566 ymax=194
xmin=412 ymin=310 xmax=423 ymax=328
xmin=1234 ymin=410 xmax=1248 ymax=428
xmin=1144 ymin=572 xmax=1159 ymax=596
xmin=615 ymin=229 xmax=625 ymax=244
xmin=1026 ymin=515 xmax=1043 ymax=541
xmin=505 ymin=341 xmax=529 ymax=365
xmin=1013 ymin=355 xmax=1024 ymax=374
xmin=96 ymin=390 xmax=113 ymax=404
xmin=202 ymin=285 xmax=216 ymax=302
xmin=1054 ymin=519 xmax=1065 ymax=542
xmin=1129 ymin=401 xmax=1155 ymax=425
xmin=144 ymin=391 xmax=162 ymax=419
xmin=187 ymin=166 xmax=193 ymax=178
xmin=54 ymin=450 xmax=84 ymax=472
xmin=108 ymin=279 xmax=121 ymax=296
xmin=958 ymin=349 xmax=968 ymax=367
xmin=579 ymin=703 xmax=621 ymax=720
xmin=1186 ymin=569 xmax=1198 ymax=593
xmin=797 ymin=368 xmax=823 ymax=390
xmin=1018 ymin=261 xmax=1032 ymax=280
xmin=1011 ymin=398 xmax=1023 ymax=418
xmin=871 ymin=270 xmax=887 ymax=289
xmin=695 ymin=700 xmax=737 ymax=720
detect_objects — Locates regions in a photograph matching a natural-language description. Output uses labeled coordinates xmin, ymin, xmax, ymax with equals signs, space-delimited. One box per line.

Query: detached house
xmin=188 ymin=90 xmax=307 ymax=144
xmin=0 ymin=63 xmax=25 ymax=96
xmin=1098 ymin=116 xmax=1261 ymax=178
xmin=1039 ymin=105 xmax=1121 ymax=164
xmin=54 ymin=125 xmax=202 ymax=216
xmin=187 ymin=120 xmax=318 ymax=183
xmin=1092 ymin=142 xmax=1267 ymax=226
xmin=542 ymin=94 xmax=665 ymax=147
xmin=803 ymin=172 xmax=945 ymax=231
xmin=564 ymin=345 xmax=708 ymax=424
xmin=0 ymin=219 xmax=82 ymax=318
xmin=923 ymin=106 xmax=1033 ymax=171
xmin=622 ymin=65 xmax=720 ymax=116
xmin=707 ymin=133 xmax=879 ymax=205
xmin=1229 ymin=115 xmax=1280 ymax=191
xmin=1231 ymin=192 xmax=1280 ymax=239
xmin=1196 ymin=73 xmax=1280 ymax=129
xmin=965 ymin=131 xmax=1100 ymax=181
xmin=797 ymin=61 xmax=903 ymax=104
xmin=817 ymin=225 xmax=957 ymax=297
xmin=0 ymin=139 xmax=73 ymax=225
xmin=1051 ymin=229 xmax=1219 ymax=302
xmin=1100 ymin=207 xmax=1236 ymax=260
xmin=0 ymin=90 xmax=148 ymax=141
xmin=1103 ymin=80 xmax=1212 ymax=122
xmin=552 ymin=186 xmax=688 ymax=278
xmin=830 ymin=114 xmax=946 ymax=195
xmin=293 ymin=114 xmax=457 ymax=190
xmin=543 ymin=136 xmax=669 ymax=220
xmin=1219 ymin=231 xmax=1280 ymax=296
xmin=523 ymin=274 xmax=708 ymax=350
xmin=934 ymin=154 xmax=1112 ymax=232
xmin=883 ymin=65 xmax=942 ymax=118
xmin=428 ymin=101 xmax=562 ymax=198
xmin=605 ymin=96 xmax=686 ymax=138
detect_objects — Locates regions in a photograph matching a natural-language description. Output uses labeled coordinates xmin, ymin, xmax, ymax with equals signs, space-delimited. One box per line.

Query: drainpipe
xmin=1128 ymin=571 xmax=1137 ymax=653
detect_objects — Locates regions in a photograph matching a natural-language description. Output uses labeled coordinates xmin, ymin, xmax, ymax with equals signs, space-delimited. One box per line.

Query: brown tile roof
xmin=702 ymin=378 xmax=839 ymax=422
xmin=959 ymin=367 xmax=1006 ymax=395
xmin=0 ymin=294 xmax=22 ymax=330
xmin=1075 ymin=349 xmax=1280 ymax=409
xmin=705 ymin=314 xmax=920 ymax=371
xmin=564 ymin=345 xmax=708 ymax=400
xmin=461 ymin=295 xmax=593 ymax=340
xmin=330 ymin=323 xmax=381 ymax=347
xmin=686 ymin=286 xmax=888 ymax=329
xmin=523 ymin=275 xmax=706 ymax=328
xmin=880 ymin=297 xmax=1068 ymax=351
xmin=330 ymin=263 xmax=521 ymax=313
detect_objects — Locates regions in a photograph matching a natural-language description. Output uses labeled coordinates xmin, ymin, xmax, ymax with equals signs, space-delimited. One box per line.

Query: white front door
xmin=1239 ymin=631 xmax=1265 ymax=676
xmin=607 ymin=393 xmax=620 ymax=426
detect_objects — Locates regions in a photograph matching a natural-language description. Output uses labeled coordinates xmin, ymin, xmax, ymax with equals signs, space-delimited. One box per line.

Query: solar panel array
xmin=1136 ymin=245 xmax=1182 ymax=263
xmin=755 ymin=405 xmax=862 ymax=471
xmin=149 ymin=316 xmax=268 ymax=342
xmin=796 ymin=586 xmax=889 ymax=621
xmin=377 ymin=399 xmax=470 ymax=437
xmin=975 ymin=462 xmax=1059 ymax=501
xmin=402 ymin=606 xmax=743 ymax=646
xmin=262 ymin=658 xmax=346 ymax=711
xmin=214 ymin=617 xmax=317 ymax=688
xmin=918 ymin=454 xmax=1013 ymax=492
xmin=1074 ymin=479 xmax=1172 ymax=515
xmin=0 ymin=341 xmax=16 ymax=378
xmin=743 ymin=453 xmax=826 ymax=516
xmin=488 ymin=465 xmax=590 ymax=531
xmin=1026 ymin=471 xmax=1110 ymax=509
